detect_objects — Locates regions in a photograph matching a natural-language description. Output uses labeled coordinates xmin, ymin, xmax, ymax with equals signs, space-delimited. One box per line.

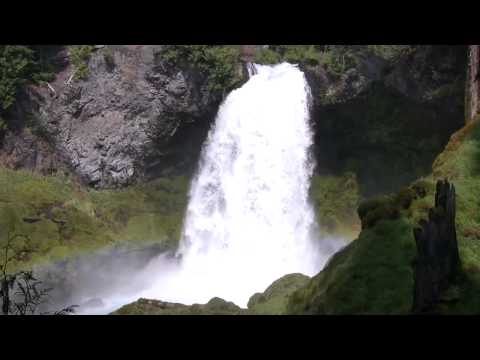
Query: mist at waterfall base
xmin=41 ymin=63 xmax=346 ymax=315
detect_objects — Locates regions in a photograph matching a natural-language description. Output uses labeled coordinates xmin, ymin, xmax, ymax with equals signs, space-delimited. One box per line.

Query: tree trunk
xmin=467 ymin=45 xmax=480 ymax=122
xmin=412 ymin=179 xmax=460 ymax=313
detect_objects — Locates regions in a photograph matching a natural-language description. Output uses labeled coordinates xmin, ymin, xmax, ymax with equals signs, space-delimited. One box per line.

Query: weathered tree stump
xmin=468 ymin=45 xmax=480 ymax=121
xmin=412 ymin=179 xmax=460 ymax=313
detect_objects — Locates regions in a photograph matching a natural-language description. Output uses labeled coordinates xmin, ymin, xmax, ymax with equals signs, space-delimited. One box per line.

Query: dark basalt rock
xmin=412 ymin=179 xmax=460 ymax=313
xmin=8 ymin=45 xmax=242 ymax=189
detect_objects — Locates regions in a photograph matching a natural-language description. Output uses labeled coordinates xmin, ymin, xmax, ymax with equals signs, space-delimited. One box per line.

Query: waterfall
xmin=246 ymin=62 xmax=257 ymax=77
xmin=137 ymin=62 xmax=334 ymax=308
xmin=56 ymin=62 xmax=345 ymax=315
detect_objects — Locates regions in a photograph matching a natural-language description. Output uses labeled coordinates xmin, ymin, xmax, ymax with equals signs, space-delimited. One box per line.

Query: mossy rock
xmin=247 ymin=273 xmax=310 ymax=315
xmin=112 ymin=297 xmax=245 ymax=315
xmin=0 ymin=167 xmax=189 ymax=272
xmin=357 ymin=195 xmax=402 ymax=229
xmin=288 ymin=120 xmax=480 ymax=314
xmin=357 ymin=196 xmax=391 ymax=220
xmin=410 ymin=179 xmax=435 ymax=199
xmin=394 ymin=187 xmax=417 ymax=209
xmin=287 ymin=218 xmax=416 ymax=314
xmin=310 ymin=173 xmax=361 ymax=240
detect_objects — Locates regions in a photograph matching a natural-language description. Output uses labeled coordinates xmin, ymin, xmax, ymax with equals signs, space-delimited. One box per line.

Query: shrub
xmin=68 ymin=45 xmax=95 ymax=80
xmin=357 ymin=195 xmax=404 ymax=229
xmin=253 ymin=47 xmax=282 ymax=65
xmin=367 ymin=45 xmax=415 ymax=61
xmin=320 ymin=46 xmax=359 ymax=75
xmin=394 ymin=187 xmax=417 ymax=209
xmin=363 ymin=203 xmax=400 ymax=229
xmin=0 ymin=46 xmax=35 ymax=114
xmin=162 ymin=45 xmax=242 ymax=92
xmin=253 ymin=45 xmax=321 ymax=66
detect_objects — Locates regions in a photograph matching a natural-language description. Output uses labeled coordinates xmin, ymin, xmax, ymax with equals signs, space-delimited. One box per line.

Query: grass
xmin=0 ymin=167 xmax=189 ymax=273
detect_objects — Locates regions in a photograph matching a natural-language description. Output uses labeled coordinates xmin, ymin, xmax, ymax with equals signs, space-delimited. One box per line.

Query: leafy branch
xmin=1 ymin=229 xmax=77 ymax=315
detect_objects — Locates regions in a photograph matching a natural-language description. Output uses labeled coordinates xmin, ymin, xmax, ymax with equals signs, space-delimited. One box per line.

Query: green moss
xmin=113 ymin=297 xmax=245 ymax=315
xmin=426 ymin=119 xmax=480 ymax=313
xmin=288 ymin=120 xmax=480 ymax=314
xmin=288 ymin=218 xmax=416 ymax=314
xmin=0 ymin=167 xmax=189 ymax=272
xmin=310 ymin=173 xmax=361 ymax=240
xmin=247 ymin=273 xmax=310 ymax=314
xmin=395 ymin=187 xmax=417 ymax=209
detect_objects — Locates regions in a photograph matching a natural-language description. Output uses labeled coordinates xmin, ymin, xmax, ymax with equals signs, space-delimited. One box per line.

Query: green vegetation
xmin=90 ymin=176 xmax=189 ymax=249
xmin=162 ymin=45 xmax=243 ymax=92
xmin=287 ymin=118 xmax=480 ymax=314
xmin=288 ymin=217 xmax=416 ymax=314
xmin=253 ymin=47 xmax=282 ymax=65
xmin=428 ymin=118 xmax=480 ymax=313
xmin=247 ymin=273 xmax=310 ymax=314
xmin=0 ymin=46 xmax=35 ymax=119
xmin=367 ymin=45 xmax=414 ymax=61
xmin=310 ymin=172 xmax=361 ymax=240
xmin=319 ymin=45 xmax=360 ymax=75
xmin=253 ymin=45 xmax=414 ymax=73
xmin=0 ymin=167 xmax=189 ymax=273
xmin=254 ymin=45 xmax=320 ymax=65
xmin=68 ymin=45 xmax=95 ymax=80
xmin=113 ymin=297 xmax=245 ymax=315
xmin=0 ymin=45 xmax=58 ymax=132
xmin=287 ymin=179 xmax=429 ymax=314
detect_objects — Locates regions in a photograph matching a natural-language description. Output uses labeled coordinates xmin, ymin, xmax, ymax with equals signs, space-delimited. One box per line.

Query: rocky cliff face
xmin=12 ymin=45 xmax=239 ymax=188
xmin=304 ymin=45 xmax=468 ymax=195
xmin=2 ymin=45 xmax=468 ymax=195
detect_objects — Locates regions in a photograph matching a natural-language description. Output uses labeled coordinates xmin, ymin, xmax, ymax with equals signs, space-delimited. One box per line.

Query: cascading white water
xmin=135 ymin=62 xmax=334 ymax=308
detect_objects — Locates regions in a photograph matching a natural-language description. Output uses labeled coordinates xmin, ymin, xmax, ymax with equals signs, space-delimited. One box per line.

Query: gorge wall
xmin=0 ymin=45 xmax=468 ymax=198
xmin=303 ymin=45 xmax=468 ymax=195
xmin=5 ymin=46 xmax=245 ymax=188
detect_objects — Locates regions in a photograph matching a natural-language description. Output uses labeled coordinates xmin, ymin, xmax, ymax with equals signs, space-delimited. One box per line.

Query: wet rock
xmin=0 ymin=128 xmax=69 ymax=176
